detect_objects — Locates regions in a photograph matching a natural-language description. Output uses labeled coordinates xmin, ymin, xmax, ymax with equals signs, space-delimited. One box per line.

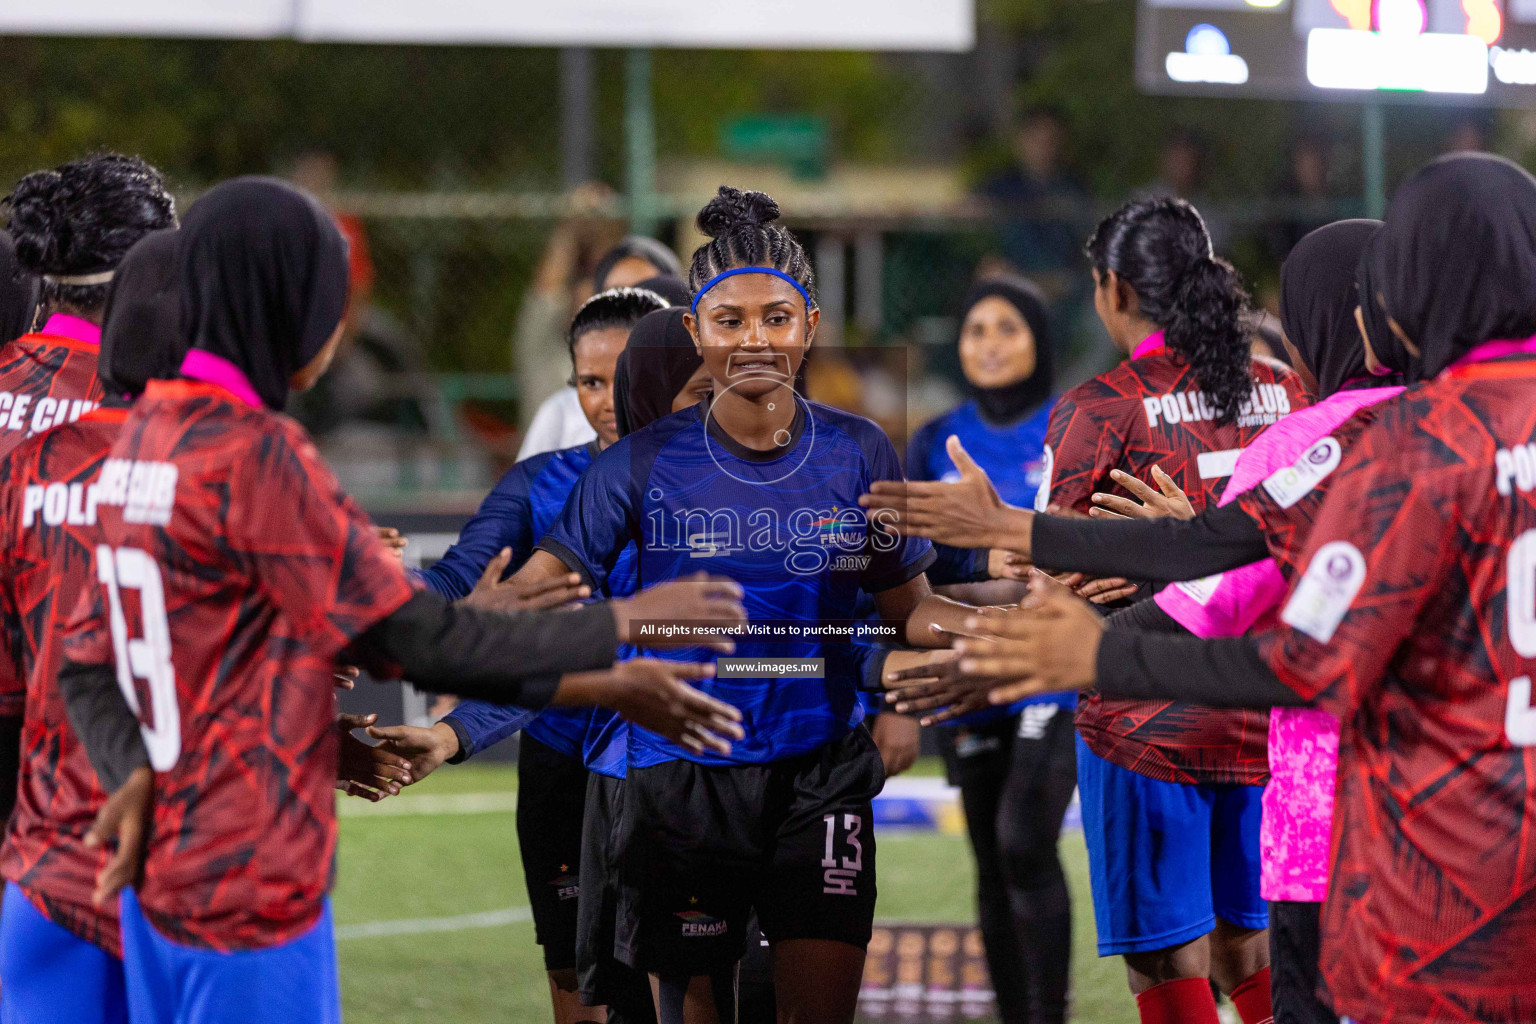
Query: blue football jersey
xmin=539 ymin=400 xmax=935 ymax=767
xmin=907 ymin=398 xmax=1074 ymax=717
xmin=434 ymin=443 xmax=632 ymax=761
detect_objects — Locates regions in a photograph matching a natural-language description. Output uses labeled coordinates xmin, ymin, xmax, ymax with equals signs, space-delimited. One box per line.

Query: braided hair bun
xmin=688 ymin=186 xmax=815 ymax=306
xmin=696 ymin=187 xmax=781 ymax=238
xmin=5 ymin=153 xmax=176 ymax=317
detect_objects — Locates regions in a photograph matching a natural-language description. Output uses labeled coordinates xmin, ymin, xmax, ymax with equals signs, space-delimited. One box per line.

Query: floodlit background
xmin=8 ymin=2 xmax=1536 ymax=1021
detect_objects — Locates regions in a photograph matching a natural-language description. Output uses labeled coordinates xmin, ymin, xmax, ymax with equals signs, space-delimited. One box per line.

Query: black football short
xmin=614 ymin=726 xmax=884 ymax=975
xmin=517 ymin=733 xmax=590 ymax=972
xmin=576 ymin=772 xmax=658 ymax=1022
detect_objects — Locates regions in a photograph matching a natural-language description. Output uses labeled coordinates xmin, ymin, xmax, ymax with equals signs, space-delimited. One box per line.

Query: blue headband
xmin=689 ymin=267 xmax=814 ymax=315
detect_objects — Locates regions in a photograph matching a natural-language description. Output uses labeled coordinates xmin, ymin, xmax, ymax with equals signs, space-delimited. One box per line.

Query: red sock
xmin=1135 ymin=977 xmax=1221 ymax=1024
xmin=1229 ymin=966 xmax=1274 ymax=1024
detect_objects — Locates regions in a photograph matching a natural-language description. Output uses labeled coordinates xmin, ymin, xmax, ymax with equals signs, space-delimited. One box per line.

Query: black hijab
xmin=99 ymin=229 xmax=184 ymax=397
xmin=1355 ymin=233 xmax=1412 ymax=379
xmin=958 ymin=276 xmax=1056 ymax=425
xmin=1278 ymin=219 xmax=1381 ymax=398
xmin=179 ymin=177 xmax=349 ymax=410
xmin=594 ymin=237 xmax=682 ymax=291
xmin=1374 ymin=152 xmax=1536 ymax=380
xmin=615 ymin=307 xmax=702 ymax=438
xmin=0 ymin=232 xmax=38 ymax=342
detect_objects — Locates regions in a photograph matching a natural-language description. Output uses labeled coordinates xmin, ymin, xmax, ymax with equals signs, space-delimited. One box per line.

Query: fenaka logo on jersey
xmin=0 ymin=393 xmax=98 ymax=439
xmin=676 ymin=908 xmax=728 ymax=937
xmin=547 ymin=867 xmax=579 ymax=902
xmin=1281 ymin=541 xmax=1366 ymax=643
xmin=1262 ymin=436 xmax=1342 ymax=509
xmin=93 ymin=459 xmax=179 ymax=526
xmin=650 ymin=493 xmax=897 ymax=575
xmin=1142 ymin=383 xmax=1291 ymax=430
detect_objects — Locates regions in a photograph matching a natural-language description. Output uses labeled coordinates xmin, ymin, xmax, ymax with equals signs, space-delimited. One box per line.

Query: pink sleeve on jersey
xmin=1152 ymin=557 xmax=1287 ymax=639
xmin=1148 ymin=388 xmax=1401 ymax=902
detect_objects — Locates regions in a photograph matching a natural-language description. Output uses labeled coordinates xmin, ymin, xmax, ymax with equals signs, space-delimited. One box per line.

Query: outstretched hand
xmin=336 ymin=713 xmax=415 ymax=801
xmin=611 ymin=573 xmax=747 ymax=653
xmin=575 ymin=660 xmax=745 ymax=756
xmin=860 ymin=437 xmax=1030 ymax=552
xmin=461 ymin=548 xmax=591 ymax=613
xmin=1090 ymin=466 xmax=1195 ymax=521
xmin=952 ymin=578 xmax=1105 ymax=706
xmin=883 ymin=648 xmax=995 ymax=726
xmin=85 ymin=765 xmax=153 ymax=907
xmin=365 ymin=721 xmax=461 ymax=783
xmin=377 ymin=526 xmax=409 ymax=561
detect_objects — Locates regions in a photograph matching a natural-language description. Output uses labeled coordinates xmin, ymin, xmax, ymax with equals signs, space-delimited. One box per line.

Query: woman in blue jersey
xmin=907 ymin=275 xmax=1075 ymax=1024
xmin=510 ymin=186 xmax=979 ymax=1024
xmin=370 ymin=286 xmax=670 ymax=1024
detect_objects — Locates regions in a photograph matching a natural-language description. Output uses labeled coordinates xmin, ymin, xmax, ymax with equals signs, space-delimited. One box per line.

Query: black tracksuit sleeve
xmin=62 ymin=590 xmax=621 ymax=794
xmin=1031 ymin=502 xmax=1268 ymax=583
xmin=59 ymin=659 xmax=149 ymax=793
xmin=1094 ymin=628 xmax=1308 ymax=708
xmin=352 ymin=590 xmax=619 ymax=708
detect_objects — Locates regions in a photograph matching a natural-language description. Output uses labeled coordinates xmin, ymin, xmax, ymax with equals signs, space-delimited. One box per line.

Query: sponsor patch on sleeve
xmin=1281 ymin=540 xmax=1366 ymax=643
xmin=1173 ymin=573 xmax=1224 ymax=605
xmin=1033 ymin=444 xmax=1054 ymax=512
xmin=1261 ymin=436 xmax=1342 ymax=509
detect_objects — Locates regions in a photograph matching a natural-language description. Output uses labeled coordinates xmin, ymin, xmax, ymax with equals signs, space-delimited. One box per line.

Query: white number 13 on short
xmin=97 ymin=545 xmax=180 ymax=771
xmin=821 ymin=813 xmax=864 ymax=896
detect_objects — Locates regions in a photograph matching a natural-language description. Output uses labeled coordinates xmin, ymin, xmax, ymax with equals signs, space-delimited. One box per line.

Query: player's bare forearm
xmin=905 ymin=594 xmax=984 ymax=648
xmin=508 ymin=548 xmax=577 ymax=588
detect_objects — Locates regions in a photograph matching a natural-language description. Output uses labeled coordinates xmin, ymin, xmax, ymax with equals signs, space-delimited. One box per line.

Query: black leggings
xmin=1268 ymin=900 xmax=1335 ymax=1024
xmin=942 ymin=703 xmax=1078 ymax=1024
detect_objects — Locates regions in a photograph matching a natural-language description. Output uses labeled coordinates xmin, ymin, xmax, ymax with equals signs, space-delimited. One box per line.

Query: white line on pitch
xmin=335 ymin=905 xmax=533 ymax=940
xmin=337 ymin=791 xmax=518 ymax=817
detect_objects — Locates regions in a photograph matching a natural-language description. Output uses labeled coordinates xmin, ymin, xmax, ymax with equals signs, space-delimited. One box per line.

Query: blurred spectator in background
xmin=1264 ymin=133 xmax=1335 ymax=265
xmin=1140 ymin=127 xmax=1206 ymax=201
xmin=287 ymin=151 xmax=438 ymax=444
xmin=517 ymin=225 xmax=685 ymax=460
xmin=1443 ymin=114 xmax=1492 ymax=154
xmin=511 ymin=184 xmax=623 ymax=446
xmin=976 ymin=106 xmax=1088 ymax=298
xmin=1139 ymin=127 xmax=1229 ymax=252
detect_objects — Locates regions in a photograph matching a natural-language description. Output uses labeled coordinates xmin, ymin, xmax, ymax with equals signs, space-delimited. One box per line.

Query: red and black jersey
xmin=0 ymin=407 xmax=127 ymax=955
xmin=1260 ymin=356 xmax=1536 ymax=1024
xmin=0 ymin=319 xmax=106 ymax=466
xmin=62 ymin=379 xmax=416 ymax=952
xmin=1236 ymin=401 xmax=1389 ymax=582
xmin=1039 ymin=345 xmax=1310 ymax=786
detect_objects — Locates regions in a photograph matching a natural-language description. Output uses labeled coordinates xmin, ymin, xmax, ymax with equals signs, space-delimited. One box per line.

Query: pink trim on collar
xmin=1443 ymin=334 xmax=1536 ymax=374
xmin=1131 ymin=330 xmax=1167 ymax=360
xmin=179 ymin=350 xmax=264 ymax=409
xmin=39 ymin=313 xmax=101 ymax=346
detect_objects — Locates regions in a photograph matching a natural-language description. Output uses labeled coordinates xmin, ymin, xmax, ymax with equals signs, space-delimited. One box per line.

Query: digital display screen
xmin=1137 ymin=0 xmax=1536 ymax=104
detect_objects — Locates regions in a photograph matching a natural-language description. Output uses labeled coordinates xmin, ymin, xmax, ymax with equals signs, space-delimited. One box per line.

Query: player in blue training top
xmin=904 ymin=275 xmax=1077 ymax=1024
xmin=397 ymin=285 xmax=667 ymax=1024
xmin=508 ymin=186 xmax=981 ymax=1024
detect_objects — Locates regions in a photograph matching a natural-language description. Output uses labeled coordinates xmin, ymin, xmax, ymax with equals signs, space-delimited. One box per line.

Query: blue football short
xmin=118 ymin=887 xmax=340 ymax=1024
xmin=0 ymin=881 xmax=127 ymax=1024
xmin=1076 ymin=736 xmax=1268 ymax=956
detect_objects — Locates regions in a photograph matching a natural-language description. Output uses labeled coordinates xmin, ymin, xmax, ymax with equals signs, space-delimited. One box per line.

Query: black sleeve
xmin=1104 ymin=596 xmax=1189 ymax=634
xmin=0 ymin=714 xmax=21 ymax=823
xmin=59 ymin=659 xmax=149 ymax=793
xmin=354 ymin=590 xmax=619 ymax=708
xmin=1094 ymin=629 xmax=1309 ymax=708
xmin=1031 ymin=502 xmax=1268 ymax=583
xmin=925 ymin=544 xmax=989 ymax=586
